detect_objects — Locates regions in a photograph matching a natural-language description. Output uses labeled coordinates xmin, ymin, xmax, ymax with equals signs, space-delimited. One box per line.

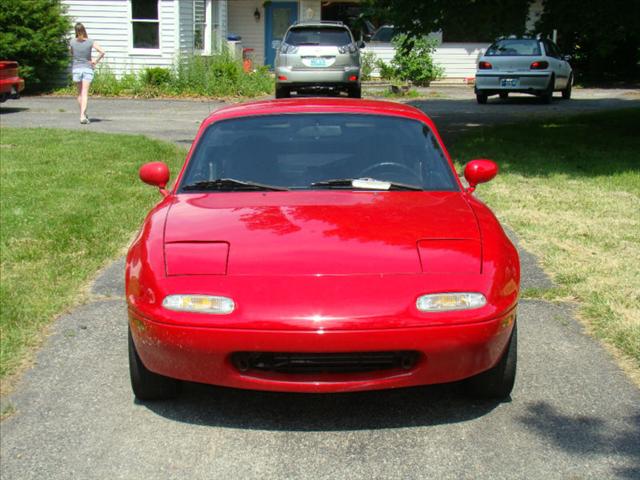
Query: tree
xmin=536 ymin=0 xmax=640 ymax=82
xmin=0 ymin=0 xmax=71 ymax=91
xmin=363 ymin=0 xmax=533 ymax=41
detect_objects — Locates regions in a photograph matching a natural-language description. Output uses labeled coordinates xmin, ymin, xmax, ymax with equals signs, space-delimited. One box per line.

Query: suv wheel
xmin=348 ymin=85 xmax=361 ymax=99
xmin=476 ymin=92 xmax=488 ymax=104
xmin=275 ymin=86 xmax=290 ymax=99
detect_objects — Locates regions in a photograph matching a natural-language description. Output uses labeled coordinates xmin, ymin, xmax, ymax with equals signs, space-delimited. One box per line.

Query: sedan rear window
xmin=284 ymin=27 xmax=352 ymax=47
xmin=485 ymin=39 xmax=541 ymax=56
xmin=180 ymin=114 xmax=459 ymax=192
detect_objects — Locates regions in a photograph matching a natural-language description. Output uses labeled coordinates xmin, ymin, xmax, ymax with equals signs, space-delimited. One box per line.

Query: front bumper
xmin=129 ymin=306 xmax=516 ymax=393
xmin=475 ymin=71 xmax=551 ymax=93
xmin=276 ymin=66 xmax=360 ymax=88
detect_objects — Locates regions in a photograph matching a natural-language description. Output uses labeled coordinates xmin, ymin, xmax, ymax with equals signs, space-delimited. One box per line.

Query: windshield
xmin=486 ymin=39 xmax=541 ymax=56
xmin=179 ymin=114 xmax=459 ymax=192
xmin=371 ymin=26 xmax=398 ymax=43
xmin=284 ymin=27 xmax=352 ymax=46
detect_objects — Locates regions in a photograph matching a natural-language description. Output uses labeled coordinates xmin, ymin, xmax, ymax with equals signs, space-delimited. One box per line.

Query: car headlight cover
xmin=162 ymin=295 xmax=235 ymax=314
xmin=416 ymin=293 xmax=486 ymax=312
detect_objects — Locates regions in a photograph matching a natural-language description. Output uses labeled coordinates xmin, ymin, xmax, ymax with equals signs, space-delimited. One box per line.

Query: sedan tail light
xmin=478 ymin=61 xmax=492 ymax=69
xmin=530 ymin=61 xmax=549 ymax=69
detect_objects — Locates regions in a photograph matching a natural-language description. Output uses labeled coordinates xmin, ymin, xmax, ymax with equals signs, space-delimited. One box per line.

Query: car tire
xmin=464 ymin=321 xmax=517 ymax=400
xmin=499 ymin=92 xmax=508 ymax=99
xmin=129 ymin=327 xmax=181 ymax=401
xmin=348 ymin=85 xmax=362 ymax=98
xmin=540 ymin=75 xmax=554 ymax=104
xmin=562 ymin=74 xmax=573 ymax=99
xmin=476 ymin=93 xmax=488 ymax=104
xmin=275 ymin=86 xmax=290 ymax=99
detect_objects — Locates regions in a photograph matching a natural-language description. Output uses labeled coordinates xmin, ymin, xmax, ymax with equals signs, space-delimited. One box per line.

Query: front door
xmin=265 ymin=2 xmax=298 ymax=67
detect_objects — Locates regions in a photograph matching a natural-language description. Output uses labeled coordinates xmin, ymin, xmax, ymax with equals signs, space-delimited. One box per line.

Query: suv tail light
xmin=280 ymin=43 xmax=298 ymax=54
xmin=530 ymin=61 xmax=549 ymax=69
xmin=478 ymin=61 xmax=492 ymax=70
xmin=338 ymin=43 xmax=357 ymax=54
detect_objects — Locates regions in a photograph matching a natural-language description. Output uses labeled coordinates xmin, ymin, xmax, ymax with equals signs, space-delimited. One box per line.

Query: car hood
xmin=164 ymin=191 xmax=481 ymax=275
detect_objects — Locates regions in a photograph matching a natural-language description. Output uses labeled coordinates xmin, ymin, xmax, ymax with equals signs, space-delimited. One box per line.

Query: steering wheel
xmin=358 ymin=162 xmax=418 ymax=179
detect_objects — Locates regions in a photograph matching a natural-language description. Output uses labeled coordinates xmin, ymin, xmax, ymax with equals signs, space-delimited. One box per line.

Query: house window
xmin=131 ymin=0 xmax=160 ymax=49
xmin=194 ymin=0 xmax=206 ymax=51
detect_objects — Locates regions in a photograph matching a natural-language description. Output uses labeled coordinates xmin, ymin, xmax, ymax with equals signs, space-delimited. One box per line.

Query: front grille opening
xmin=231 ymin=351 xmax=420 ymax=375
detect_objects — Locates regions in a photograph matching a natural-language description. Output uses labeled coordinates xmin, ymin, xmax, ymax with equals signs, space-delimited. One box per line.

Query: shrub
xmin=375 ymin=59 xmax=397 ymax=81
xmin=143 ymin=67 xmax=172 ymax=86
xmin=54 ymin=53 xmax=274 ymax=98
xmin=391 ymin=34 xmax=443 ymax=86
xmin=0 ymin=0 xmax=71 ymax=92
xmin=360 ymin=51 xmax=377 ymax=81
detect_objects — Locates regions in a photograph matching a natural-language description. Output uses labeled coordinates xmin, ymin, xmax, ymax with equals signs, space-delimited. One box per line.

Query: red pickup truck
xmin=0 ymin=61 xmax=25 ymax=102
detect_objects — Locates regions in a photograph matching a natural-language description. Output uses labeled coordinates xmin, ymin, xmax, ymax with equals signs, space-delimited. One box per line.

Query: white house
xmin=61 ymin=0 xmax=544 ymax=81
xmin=61 ymin=0 xmax=323 ymax=76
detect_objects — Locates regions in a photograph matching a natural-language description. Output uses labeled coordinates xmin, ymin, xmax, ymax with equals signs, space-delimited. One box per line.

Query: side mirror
xmin=139 ymin=161 xmax=170 ymax=196
xmin=464 ymin=159 xmax=498 ymax=193
xmin=358 ymin=40 xmax=366 ymax=49
xmin=563 ymin=54 xmax=572 ymax=62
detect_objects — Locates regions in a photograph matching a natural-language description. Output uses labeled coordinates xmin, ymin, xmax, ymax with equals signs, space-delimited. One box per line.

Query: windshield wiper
xmin=181 ymin=178 xmax=289 ymax=192
xmin=310 ymin=178 xmax=422 ymax=191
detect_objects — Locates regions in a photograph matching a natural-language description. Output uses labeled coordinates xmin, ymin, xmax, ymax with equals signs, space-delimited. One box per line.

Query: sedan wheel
xmin=562 ymin=74 xmax=573 ymax=99
xmin=464 ymin=321 xmax=517 ymax=400
xmin=540 ymin=76 xmax=554 ymax=104
xmin=129 ymin=327 xmax=181 ymax=401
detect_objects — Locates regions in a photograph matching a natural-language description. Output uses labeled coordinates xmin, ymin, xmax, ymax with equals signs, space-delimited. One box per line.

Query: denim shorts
xmin=72 ymin=66 xmax=94 ymax=83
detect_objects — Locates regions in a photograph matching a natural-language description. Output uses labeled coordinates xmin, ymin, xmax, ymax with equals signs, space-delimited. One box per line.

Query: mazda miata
xmin=127 ymin=98 xmax=519 ymax=401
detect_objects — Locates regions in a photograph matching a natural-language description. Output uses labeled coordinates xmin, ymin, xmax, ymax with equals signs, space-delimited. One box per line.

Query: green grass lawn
xmin=0 ymin=129 xmax=185 ymax=379
xmin=452 ymin=109 xmax=640 ymax=368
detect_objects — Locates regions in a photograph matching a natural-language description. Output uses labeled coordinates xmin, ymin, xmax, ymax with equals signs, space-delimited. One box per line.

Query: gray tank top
xmin=71 ymin=38 xmax=94 ymax=68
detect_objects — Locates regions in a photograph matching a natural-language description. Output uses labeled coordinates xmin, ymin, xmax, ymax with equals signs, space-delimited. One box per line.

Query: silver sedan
xmin=475 ymin=37 xmax=573 ymax=104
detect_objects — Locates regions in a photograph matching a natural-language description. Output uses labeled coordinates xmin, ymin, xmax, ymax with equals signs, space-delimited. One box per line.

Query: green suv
xmin=275 ymin=21 xmax=362 ymax=99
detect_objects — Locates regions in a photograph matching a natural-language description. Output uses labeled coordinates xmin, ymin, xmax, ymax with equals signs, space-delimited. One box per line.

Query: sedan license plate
xmin=310 ymin=58 xmax=327 ymax=67
xmin=501 ymin=78 xmax=518 ymax=87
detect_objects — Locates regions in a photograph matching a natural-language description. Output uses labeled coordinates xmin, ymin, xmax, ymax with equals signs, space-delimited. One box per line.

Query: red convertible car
xmin=0 ymin=61 xmax=25 ymax=102
xmin=127 ymin=98 xmax=519 ymax=401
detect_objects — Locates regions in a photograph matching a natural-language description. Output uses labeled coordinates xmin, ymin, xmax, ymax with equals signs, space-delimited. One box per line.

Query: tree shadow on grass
xmin=439 ymin=105 xmax=640 ymax=179
xmin=517 ymin=401 xmax=640 ymax=479
xmin=142 ymin=381 xmax=502 ymax=431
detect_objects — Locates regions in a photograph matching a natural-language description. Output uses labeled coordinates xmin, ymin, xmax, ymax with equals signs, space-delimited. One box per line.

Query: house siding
xmin=62 ymin=0 xmax=179 ymax=77
xmin=227 ymin=0 xmax=266 ymax=66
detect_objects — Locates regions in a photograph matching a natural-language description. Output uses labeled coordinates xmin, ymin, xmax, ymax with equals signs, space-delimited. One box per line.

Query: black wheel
xmin=275 ymin=85 xmax=290 ymax=99
xmin=476 ymin=92 xmax=488 ymax=104
xmin=540 ymin=75 xmax=554 ymax=104
xmin=129 ymin=327 xmax=181 ymax=401
xmin=348 ymin=85 xmax=362 ymax=98
xmin=562 ymin=74 xmax=573 ymax=99
xmin=499 ymin=92 xmax=508 ymax=99
xmin=464 ymin=321 xmax=517 ymax=400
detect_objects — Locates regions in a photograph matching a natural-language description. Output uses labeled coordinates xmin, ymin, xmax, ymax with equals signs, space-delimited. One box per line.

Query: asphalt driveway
xmin=1 ymin=90 xmax=639 ymax=479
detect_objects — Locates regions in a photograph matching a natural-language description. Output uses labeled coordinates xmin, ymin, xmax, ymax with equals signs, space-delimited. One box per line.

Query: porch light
xmin=254 ymin=8 xmax=260 ymax=21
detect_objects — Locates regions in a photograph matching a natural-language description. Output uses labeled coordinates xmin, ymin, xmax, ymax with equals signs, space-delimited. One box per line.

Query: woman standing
xmin=70 ymin=23 xmax=105 ymax=124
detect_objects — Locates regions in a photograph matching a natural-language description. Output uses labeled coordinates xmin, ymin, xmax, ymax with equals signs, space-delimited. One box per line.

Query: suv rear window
xmin=284 ymin=27 xmax=352 ymax=47
xmin=485 ymin=39 xmax=541 ymax=56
